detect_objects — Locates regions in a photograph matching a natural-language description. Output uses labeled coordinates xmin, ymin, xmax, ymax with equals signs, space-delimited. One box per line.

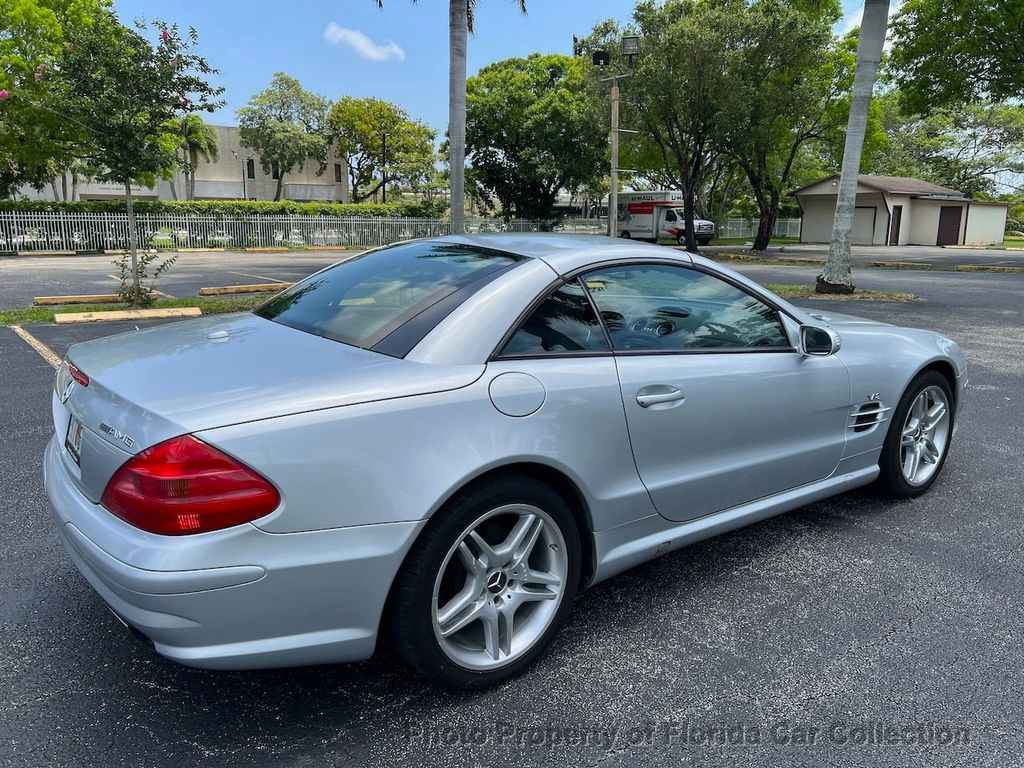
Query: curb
xmin=198 ymin=282 xmax=292 ymax=296
xmin=954 ymin=265 xmax=1024 ymax=274
xmin=53 ymin=307 xmax=203 ymax=324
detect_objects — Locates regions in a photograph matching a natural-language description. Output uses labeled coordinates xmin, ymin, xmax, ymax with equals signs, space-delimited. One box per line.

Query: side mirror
xmin=800 ymin=325 xmax=842 ymax=356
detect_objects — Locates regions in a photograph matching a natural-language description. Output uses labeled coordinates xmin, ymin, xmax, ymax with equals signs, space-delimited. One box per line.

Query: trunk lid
xmin=56 ymin=313 xmax=483 ymax=502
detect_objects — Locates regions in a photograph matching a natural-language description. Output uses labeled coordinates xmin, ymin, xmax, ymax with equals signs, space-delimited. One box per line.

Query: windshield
xmin=256 ymin=241 xmax=524 ymax=352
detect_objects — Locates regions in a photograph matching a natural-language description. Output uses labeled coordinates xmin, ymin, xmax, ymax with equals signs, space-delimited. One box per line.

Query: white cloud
xmin=323 ymin=22 xmax=405 ymax=62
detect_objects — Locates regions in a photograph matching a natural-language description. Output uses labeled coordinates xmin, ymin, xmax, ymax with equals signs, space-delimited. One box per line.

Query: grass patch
xmin=990 ymin=238 xmax=1024 ymax=250
xmin=0 ymin=294 xmax=265 ymax=326
xmin=714 ymin=251 xmax=824 ymax=266
xmin=766 ymin=283 xmax=918 ymax=302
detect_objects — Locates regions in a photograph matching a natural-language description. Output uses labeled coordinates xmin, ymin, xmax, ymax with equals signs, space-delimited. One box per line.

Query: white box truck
xmin=617 ymin=192 xmax=716 ymax=245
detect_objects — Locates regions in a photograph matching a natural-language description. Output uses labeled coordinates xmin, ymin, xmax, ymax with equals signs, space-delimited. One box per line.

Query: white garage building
xmin=793 ymin=174 xmax=1009 ymax=247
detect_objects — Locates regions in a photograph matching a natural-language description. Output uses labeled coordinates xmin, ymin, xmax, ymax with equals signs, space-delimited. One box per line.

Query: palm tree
xmin=178 ymin=114 xmax=220 ymax=200
xmin=374 ymin=0 xmax=527 ymax=234
xmin=817 ymin=0 xmax=890 ymax=294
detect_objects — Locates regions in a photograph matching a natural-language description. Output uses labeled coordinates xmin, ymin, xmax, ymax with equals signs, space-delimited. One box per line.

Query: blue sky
xmin=112 ymin=0 xmax=868 ymax=132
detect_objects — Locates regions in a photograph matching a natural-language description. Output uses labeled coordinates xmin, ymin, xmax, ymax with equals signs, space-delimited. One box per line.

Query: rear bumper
xmin=44 ymin=435 xmax=425 ymax=670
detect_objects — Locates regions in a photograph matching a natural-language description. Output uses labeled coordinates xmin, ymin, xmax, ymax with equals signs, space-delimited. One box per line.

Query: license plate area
xmin=64 ymin=413 xmax=84 ymax=466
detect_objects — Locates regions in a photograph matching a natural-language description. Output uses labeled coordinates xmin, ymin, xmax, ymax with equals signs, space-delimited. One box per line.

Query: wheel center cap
xmin=486 ymin=571 xmax=508 ymax=595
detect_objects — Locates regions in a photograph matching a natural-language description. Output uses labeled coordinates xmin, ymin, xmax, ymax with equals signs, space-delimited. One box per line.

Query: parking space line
xmin=10 ymin=325 xmax=62 ymax=369
xmin=230 ymin=270 xmax=288 ymax=283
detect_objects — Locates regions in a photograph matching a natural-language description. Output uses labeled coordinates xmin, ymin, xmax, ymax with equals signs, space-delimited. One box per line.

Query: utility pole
xmin=381 ymin=132 xmax=388 ymax=204
xmin=593 ymin=36 xmax=640 ymax=239
xmin=609 ymin=78 xmax=620 ymax=238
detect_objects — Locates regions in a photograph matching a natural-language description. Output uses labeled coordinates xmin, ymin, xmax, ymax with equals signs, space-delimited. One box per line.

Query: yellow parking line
xmin=10 ymin=325 xmax=61 ymax=369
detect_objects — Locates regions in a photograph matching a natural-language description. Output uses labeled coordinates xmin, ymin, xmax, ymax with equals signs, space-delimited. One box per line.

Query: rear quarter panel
xmin=195 ymin=360 xmax=656 ymax=534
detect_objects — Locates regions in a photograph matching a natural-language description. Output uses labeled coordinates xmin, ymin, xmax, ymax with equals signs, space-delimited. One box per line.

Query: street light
xmin=231 ymin=149 xmax=252 ymax=200
xmin=593 ymin=35 xmax=640 ymax=238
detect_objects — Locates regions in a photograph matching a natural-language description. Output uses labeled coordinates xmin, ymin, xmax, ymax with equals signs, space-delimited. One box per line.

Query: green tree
xmin=0 ymin=0 xmax=107 ymax=197
xmin=327 ymin=96 xmax=435 ymax=202
xmin=46 ymin=13 xmax=222 ymax=303
xmin=236 ymin=73 xmax=329 ymax=201
xmin=373 ymin=0 xmax=527 ymax=232
xmin=889 ymin=0 xmax=1024 ymax=113
xmin=464 ymin=53 xmax=606 ymax=220
xmin=178 ymin=113 xmax=219 ymax=200
xmin=720 ymin=0 xmax=846 ymax=251
xmin=870 ymin=96 xmax=1024 ymax=197
xmin=819 ymin=0 xmax=889 ymax=294
xmin=584 ymin=1 xmax=756 ymax=250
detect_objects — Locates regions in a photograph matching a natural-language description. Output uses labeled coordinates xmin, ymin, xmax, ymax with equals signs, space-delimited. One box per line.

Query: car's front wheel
xmin=876 ymin=371 xmax=954 ymax=498
xmin=389 ymin=475 xmax=581 ymax=688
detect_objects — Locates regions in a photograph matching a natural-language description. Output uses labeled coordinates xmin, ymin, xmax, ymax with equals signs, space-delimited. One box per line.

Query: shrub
xmin=0 ymin=198 xmax=447 ymax=218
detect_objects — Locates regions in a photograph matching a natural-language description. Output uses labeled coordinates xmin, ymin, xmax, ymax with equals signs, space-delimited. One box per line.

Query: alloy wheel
xmin=899 ymin=385 xmax=951 ymax=486
xmin=431 ymin=504 xmax=567 ymax=671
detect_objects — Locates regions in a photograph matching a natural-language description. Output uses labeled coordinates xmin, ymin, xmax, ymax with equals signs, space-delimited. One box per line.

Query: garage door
xmin=852 ymin=208 xmax=875 ymax=245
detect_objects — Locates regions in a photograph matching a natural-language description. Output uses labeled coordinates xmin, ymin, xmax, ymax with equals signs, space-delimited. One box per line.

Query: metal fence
xmin=717 ymin=217 xmax=802 ymax=240
xmin=0 ymin=211 xmax=803 ymax=253
xmin=0 ymin=212 xmax=609 ymax=253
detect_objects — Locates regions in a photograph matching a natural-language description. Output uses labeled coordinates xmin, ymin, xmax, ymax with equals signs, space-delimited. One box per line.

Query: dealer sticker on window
xmin=64 ymin=413 xmax=84 ymax=466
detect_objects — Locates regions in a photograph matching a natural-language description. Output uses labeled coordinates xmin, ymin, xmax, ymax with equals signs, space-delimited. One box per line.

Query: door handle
xmin=636 ymin=386 xmax=686 ymax=408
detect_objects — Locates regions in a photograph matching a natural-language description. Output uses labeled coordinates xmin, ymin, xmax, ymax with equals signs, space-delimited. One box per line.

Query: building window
xmin=271 ymin=162 xmax=280 ymax=180
xmin=246 ymin=158 xmax=255 ymax=179
xmin=334 ymin=163 xmax=343 ymax=183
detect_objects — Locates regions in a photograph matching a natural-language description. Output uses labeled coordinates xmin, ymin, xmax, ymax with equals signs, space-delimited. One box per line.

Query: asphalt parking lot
xmin=0 ymin=250 xmax=344 ymax=308
xmin=1 ymin=259 xmax=1022 ymax=767
xmin=1 ymin=242 xmax=1022 ymax=309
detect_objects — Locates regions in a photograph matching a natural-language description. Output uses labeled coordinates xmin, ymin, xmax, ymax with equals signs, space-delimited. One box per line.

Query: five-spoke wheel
xmin=389 ymin=474 xmax=580 ymax=688
xmin=899 ymin=385 xmax=950 ymax=486
xmin=432 ymin=504 xmax=567 ymax=670
xmin=878 ymin=371 xmax=955 ymax=498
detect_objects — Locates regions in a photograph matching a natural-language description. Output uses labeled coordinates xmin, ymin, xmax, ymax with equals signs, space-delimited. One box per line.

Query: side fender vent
xmin=850 ymin=401 xmax=890 ymax=433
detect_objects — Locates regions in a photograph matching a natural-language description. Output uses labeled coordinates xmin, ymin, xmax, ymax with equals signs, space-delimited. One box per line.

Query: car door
xmin=582 ymin=262 xmax=850 ymax=522
xmin=489 ymin=277 xmax=657 ymax=530
xmin=659 ymin=208 xmax=677 ymax=240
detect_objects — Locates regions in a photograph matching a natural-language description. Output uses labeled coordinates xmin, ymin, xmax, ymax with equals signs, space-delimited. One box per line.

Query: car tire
xmin=676 ymin=233 xmax=687 ymax=246
xmin=876 ymin=370 xmax=955 ymax=499
xmin=619 ymin=231 xmax=631 ymax=239
xmin=388 ymin=474 xmax=581 ymax=689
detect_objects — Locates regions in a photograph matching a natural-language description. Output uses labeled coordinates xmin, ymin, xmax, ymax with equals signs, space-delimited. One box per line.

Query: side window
xmin=582 ymin=264 xmax=790 ymax=352
xmin=500 ymin=279 xmax=609 ymax=356
xmin=664 ymin=209 xmax=677 ymax=222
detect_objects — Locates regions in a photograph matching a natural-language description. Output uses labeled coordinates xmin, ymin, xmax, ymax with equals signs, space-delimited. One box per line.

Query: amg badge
xmin=98 ymin=423 xmax=136 ymax=449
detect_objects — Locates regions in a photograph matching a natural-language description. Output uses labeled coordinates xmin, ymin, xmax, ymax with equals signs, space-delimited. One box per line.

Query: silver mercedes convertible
xmin=45 ymin=234 xmax=967 ymax=688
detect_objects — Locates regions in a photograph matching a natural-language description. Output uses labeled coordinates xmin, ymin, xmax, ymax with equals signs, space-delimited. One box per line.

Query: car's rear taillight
xmin=100 ymin=435 xmax=280 ymax=535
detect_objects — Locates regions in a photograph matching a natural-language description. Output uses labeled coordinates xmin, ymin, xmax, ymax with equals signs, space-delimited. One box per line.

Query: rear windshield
xmin=256 ymin=241 xmax=523 ymax=351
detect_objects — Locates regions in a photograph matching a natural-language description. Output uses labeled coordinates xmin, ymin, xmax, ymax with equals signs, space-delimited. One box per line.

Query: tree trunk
xmin=448 ymin=0 xmax=468 ymax=234
xmin=61 ymin=172 xmax=68 ymax=202
xmin=274 ymin=174 xmax=284 ymax=201
xmin=71 ymin=171 xmax=78 ymax=201
xmin=819 ymin=0 xmax=889 ymax=294
xmin=124 ymin=182 xmax=143 ymax=307
xmin=753 ymin=209 xmax=777 ymax=251
xmin=683 ymin=185 xmax=698 ymax=252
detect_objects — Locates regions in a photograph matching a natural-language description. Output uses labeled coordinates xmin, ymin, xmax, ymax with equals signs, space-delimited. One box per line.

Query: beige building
xmin=19 ymin=124 xmax=350 ymax=203
xmin=793 ymin=174 xmax=1009 ymax=247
